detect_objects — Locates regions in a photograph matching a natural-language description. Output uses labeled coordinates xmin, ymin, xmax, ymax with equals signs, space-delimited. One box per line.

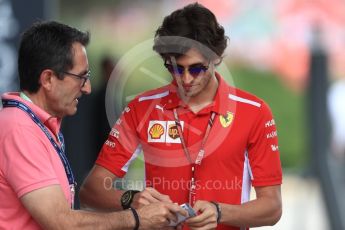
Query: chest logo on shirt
xmin=219 ymin=111 xmax=234 ymax=128
xmin=168 ymin=124 xmax=180 ymax=139
xmin=149 ymin=124 xmax=164 ymax=139
xmin=148 ymin=120 xmax=184 ymax=143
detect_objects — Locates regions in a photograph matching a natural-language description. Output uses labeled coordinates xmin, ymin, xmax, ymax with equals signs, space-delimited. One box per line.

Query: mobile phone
xmin=169 ymin=203 xmax=197 ymax=226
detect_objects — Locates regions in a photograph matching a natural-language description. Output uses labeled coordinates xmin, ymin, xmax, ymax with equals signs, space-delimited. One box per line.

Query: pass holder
xmin=169 ymin=203 xmax=197 ymax=226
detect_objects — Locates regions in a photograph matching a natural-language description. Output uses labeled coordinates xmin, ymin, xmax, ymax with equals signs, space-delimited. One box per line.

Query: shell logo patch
xmin=149 ymin=124 xmax=164 ymax=139
xmin=219 ymin=111 xmax=234 ymax=128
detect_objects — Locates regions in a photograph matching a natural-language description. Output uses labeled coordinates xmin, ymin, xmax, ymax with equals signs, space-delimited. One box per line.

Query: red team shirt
xmin=96 ymin=73 xmax=282 ymax=230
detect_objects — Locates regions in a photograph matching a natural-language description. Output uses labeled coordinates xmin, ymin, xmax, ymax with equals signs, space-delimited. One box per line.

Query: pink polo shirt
xmin=0 ymin=92 xmax=71 ymax=230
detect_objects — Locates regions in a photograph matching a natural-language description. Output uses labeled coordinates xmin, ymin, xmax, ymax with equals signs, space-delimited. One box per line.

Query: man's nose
xmin=81 ymin=79 xmax=92 ymax=95
xmin=181 ymin=69 xmax=193 ymax=85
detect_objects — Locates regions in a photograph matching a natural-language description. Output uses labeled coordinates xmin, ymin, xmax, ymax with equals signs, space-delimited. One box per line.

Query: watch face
xmin=121 ymin=190 xmax=136 ymax=209
xmin=121 ymin=190 xmax=140 ymax=209
xmin=121 ymin=191 xmax=131 ymax=204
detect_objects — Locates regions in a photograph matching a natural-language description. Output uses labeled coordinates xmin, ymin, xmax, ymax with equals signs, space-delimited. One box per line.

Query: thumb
xmin=192 ymin=201 xmax=207 ymax=214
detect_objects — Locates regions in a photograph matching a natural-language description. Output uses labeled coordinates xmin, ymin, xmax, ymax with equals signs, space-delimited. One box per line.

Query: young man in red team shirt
xmin=80 ymin=3 xmax=282 ymax=230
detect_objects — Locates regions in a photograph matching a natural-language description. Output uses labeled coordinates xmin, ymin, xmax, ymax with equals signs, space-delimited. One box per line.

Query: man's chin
xmin=178 ymin=89 xmax=199 ymax=100
xmin=184 ymin=91 xmax=198 ymax=98
xmin=66 ymin=107 xmax=78 ymax=116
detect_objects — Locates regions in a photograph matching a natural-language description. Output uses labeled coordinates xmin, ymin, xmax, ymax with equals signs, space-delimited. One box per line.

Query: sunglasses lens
xmin=165 ymin=63 xmax=208 ymax=77
xmin=189 ymin=67 xmax=206 ymax=77
xmin=176 ymin=67 xmax=184 ymax=75
xmin=166 ymin=64 xmax=184 ymax=75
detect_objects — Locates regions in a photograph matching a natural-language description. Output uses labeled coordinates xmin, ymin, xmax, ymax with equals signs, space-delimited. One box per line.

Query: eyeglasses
xmin=164 ymin=60 xmax=210 ymax=78
xmin=62 ymin=70 xmax=91 ymax=87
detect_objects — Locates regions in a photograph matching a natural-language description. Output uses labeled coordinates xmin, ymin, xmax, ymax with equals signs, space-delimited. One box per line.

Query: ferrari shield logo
xmin=219 ymin=112 xmax=234 ymax=128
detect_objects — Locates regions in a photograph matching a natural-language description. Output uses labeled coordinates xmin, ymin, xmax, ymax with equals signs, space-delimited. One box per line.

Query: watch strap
xmin=129 ymin=208 xmax=140 ymax=230
xmin=210 ymin=201 xmax=222 ymax=223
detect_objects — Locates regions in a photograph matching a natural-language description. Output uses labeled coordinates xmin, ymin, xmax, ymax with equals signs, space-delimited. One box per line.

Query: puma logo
xmin=155 ymin=104 xmax=165 ymax=112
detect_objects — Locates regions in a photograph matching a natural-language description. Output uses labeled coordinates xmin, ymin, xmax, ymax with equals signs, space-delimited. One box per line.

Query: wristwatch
xmin=121 ymin=190 xmax=140 ymax=209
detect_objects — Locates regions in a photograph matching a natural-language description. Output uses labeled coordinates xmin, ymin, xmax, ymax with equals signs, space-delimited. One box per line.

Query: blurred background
xmin=1 ymin=0 xmax=345 ymax=229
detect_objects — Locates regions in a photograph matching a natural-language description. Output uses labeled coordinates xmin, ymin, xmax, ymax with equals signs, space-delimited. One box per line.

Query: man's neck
xmin=22 ymin=90 xmax=56 ymax=117
xmin=20 ymin=92 xmax=33 ymax=102
xmin=182 ymin=76 xmax=219 ymax=113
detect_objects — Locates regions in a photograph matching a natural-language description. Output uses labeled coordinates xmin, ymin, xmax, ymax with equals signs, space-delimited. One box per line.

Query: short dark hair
xmin=18 ymin=21 xmax=90 ymax=93
xmin=153 ymin=3 xmax=228 ymax=62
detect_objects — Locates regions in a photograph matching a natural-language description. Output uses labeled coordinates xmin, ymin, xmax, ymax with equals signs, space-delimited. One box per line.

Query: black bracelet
xmin=129 ymin=208 xmax=140 ymax=230
xmin=210 ymin=201 xmax=222 ymax=223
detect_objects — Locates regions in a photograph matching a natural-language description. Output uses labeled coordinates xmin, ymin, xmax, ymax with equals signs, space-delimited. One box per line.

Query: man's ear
xmin=39 ymin=69 xmax=56 ymax=91
xmin=213 ymin=57 xmax=222 ymax=67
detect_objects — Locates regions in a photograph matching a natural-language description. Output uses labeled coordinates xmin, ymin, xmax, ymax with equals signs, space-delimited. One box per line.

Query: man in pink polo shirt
xmin=0 ymin=21 xmax=185 ymax=230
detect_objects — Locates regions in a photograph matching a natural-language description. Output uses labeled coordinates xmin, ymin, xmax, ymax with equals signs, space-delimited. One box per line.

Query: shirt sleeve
xmin=1 ymin=125 xmax=60 ymax=198
xmin=247 ymin=102 xmax=283 ymax=187
xmin=96 ymin=101 xmax=141 ymax=178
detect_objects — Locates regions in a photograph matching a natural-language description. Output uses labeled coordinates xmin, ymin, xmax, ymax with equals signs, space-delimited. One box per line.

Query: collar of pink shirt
xmin=1 ymin=92 xmax=62 ymax=137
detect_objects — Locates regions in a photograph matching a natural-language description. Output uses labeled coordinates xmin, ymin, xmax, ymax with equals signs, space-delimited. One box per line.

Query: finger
xmin=132 ymin=197 xmax=151 ymax=209
xmin=176 ymin=223 xmax=184 ymax=230
xmin=135 ymin=188 xmax=163 ymax=204
xmin=186 ymin=213 xmax=217 ymax=228
xmin=146 ymin=187 xmax=172 ymax=202
xmin=166 ymin=210 xmax=179 ymax=223
xmin=147 ymin=187 xmax=172 ymax=202
xmin=192 ymin=201 xmax=207 ymax=213
xmin=185 ymin=211 xmax=213 ymax=225
xmin=165 ymin=203 xmax=188 ymax=217
xmin=160 ymin=227 xmax=176 ymax=230
xmin=139 ymin=198 xmax=151 ymax=206
xmin=141 ymin=192 xmax=161 ymax=203
xmin=189 ymin=222 xmax=217 ymax=230
xmin=187 ymin=217 xmax=216 ymax=228
xmin=155 ymin=214 xmax=171 ymax=229
xmin=200 ymin=222 xmax=218 ymax=230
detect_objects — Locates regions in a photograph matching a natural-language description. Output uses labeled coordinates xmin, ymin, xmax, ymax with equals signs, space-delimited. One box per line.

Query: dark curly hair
xmin=153 ymin=3 xmax=228 ymax=63
xmin=18 ymin=21 xmax=90 ymax=93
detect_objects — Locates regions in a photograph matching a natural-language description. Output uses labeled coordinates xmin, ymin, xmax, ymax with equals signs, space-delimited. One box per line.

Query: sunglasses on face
xmin=164 ymin=60 xmax=210 ymax=78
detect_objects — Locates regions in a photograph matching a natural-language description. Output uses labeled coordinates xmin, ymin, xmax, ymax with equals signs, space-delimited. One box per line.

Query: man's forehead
xmin=172 ymin=48 xmax=208 ymax=64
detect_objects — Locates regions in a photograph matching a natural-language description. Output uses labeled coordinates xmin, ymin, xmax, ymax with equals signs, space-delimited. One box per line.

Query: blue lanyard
xmin=2 ymin=99 xmax=76 ymax=186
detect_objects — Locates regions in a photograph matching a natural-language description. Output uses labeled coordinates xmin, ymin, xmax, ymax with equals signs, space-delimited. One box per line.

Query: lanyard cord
xmin=173 ymin=108 xmax=216 ymax=165
xmin=2 ymin=99 xmax=76 ymax=186
xmin=173 ymin=108 xmax=216 ymax=205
